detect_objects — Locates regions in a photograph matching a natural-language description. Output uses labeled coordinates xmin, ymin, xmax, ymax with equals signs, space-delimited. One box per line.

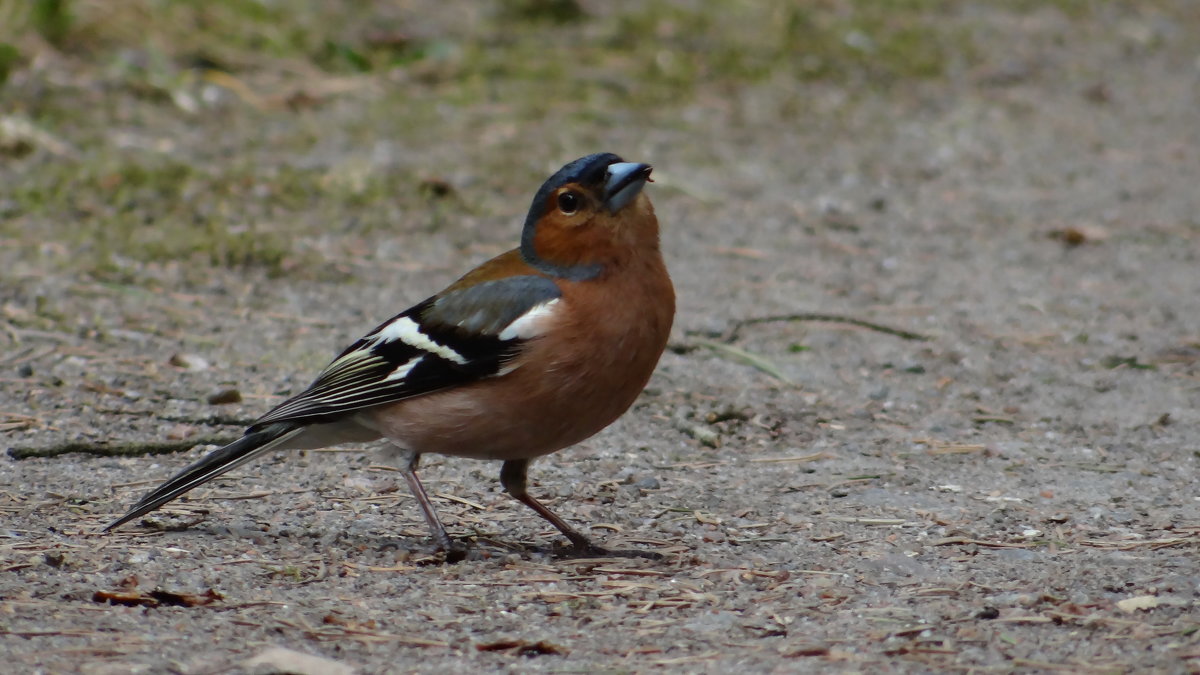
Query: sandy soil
xmin=3 ymin=3 xmax=1199 ymax=673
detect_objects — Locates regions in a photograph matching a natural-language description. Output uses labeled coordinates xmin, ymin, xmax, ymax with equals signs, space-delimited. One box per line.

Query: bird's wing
xmin=251 ymin=275 xmax=562 ymax=427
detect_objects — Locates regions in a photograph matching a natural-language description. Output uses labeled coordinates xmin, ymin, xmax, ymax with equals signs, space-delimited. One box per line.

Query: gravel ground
xmin=3 ymin=3 xmax=1199 ymax=673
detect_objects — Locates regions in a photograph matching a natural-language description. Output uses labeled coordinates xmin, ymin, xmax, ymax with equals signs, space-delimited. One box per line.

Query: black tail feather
xmin=104 ymin=423 xmax=302 ymax=531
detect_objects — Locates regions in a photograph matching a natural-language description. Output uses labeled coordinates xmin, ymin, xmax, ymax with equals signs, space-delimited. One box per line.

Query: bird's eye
xmin=557 ymin=191 xmax=580 ymax=215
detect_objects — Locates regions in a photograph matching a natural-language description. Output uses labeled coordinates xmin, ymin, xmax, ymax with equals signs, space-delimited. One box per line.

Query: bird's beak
xmin=603 ymin=162 xmax=652 ymax=213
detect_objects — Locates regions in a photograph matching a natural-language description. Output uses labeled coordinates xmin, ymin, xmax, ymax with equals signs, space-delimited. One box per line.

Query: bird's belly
xmin=362 ymin=359 xmax=650 ymax=461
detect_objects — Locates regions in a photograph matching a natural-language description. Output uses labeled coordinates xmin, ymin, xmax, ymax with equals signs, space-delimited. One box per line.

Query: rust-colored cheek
xmin=532 ymin=217 xmax=618 ymax=269
xmin=532 ymin=196 xmax=661 ymax=270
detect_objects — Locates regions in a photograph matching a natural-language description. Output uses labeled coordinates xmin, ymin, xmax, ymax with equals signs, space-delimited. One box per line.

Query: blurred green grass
xmin=4 ymin=0 xmax=974 ymax=84
xmin=0 ymin=0 xmax=1179 ymax=279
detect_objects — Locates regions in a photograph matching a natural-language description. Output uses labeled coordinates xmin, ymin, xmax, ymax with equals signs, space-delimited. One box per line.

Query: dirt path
xmin=3 ymin=3 xmax=1198 ymax=672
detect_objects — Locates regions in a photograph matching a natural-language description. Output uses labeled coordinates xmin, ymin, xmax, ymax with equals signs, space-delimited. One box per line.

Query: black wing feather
xmin=250 ymin=276 xmax=560 ymax=428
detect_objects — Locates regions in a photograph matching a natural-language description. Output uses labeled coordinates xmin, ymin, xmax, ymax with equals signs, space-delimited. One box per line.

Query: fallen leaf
xmin=781 ymin=644 xmax=829 ymax=657
xmin=93 ymin=579 xmax=222 ymax=608
xmin=476 ymin=639 xmax=568 ymax=656
xmin=148 ymin=588 xmax=223 ymax=607
xmin=92 ymin=590 xmax=154 ymax=607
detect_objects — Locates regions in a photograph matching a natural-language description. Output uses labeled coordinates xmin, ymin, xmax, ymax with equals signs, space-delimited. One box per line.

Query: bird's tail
xmin=104 ymin=422 xmax=304 ymax=531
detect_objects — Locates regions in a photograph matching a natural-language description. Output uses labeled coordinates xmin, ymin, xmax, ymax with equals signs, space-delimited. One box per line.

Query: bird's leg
xmin=501 ymin=458 xmax=662 ymax=559
xmin=500 ymin=458 xmax=602 ymax=554
xmin=396 ymin=449 xmax=463 ymax=559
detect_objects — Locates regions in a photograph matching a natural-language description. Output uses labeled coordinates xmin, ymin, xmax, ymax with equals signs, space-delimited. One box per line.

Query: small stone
xmin=169 ymin=353 xmax=210 ymax=371
xmin=206 ymin=387 xmax=242 ymax=405
xmin=164 ymin=424 xmax=196 ymax=440
xmin=634 ymin=476 xmax=661 ymax=490
xmin=243 ymin=647 xmax=356 ymax=675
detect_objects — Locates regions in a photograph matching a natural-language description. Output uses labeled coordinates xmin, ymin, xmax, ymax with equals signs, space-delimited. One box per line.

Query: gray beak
xmin=603 ymin=162 xmax=652 ymax=213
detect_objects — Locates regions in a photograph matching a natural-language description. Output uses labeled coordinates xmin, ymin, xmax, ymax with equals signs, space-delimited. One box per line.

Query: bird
xmin=105 ymin=152 xmax=675 ymax=560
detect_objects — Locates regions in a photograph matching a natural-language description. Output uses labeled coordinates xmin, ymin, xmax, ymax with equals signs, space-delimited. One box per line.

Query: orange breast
xmin=364 ymin=250 xmax=674 ymax=461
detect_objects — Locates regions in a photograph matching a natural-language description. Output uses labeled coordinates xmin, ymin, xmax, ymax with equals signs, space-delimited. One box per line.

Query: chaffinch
xmin=106 ymin=153 xmax=675 ymax=559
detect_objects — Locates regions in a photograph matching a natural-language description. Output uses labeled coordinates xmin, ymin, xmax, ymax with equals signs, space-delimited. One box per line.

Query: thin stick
xmin=8 ymin=437 xmax=238 ymax=460
xmin=726 ymin=313 xmax=930 ymax=342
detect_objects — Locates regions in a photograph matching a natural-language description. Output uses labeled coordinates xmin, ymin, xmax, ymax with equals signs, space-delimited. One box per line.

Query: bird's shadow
xmin=110 ymin=517 xmax=667 ymax=566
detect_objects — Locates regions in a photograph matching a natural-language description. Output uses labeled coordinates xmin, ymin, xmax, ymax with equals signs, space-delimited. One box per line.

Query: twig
xmin=748 ymin=452 xmax=834 ymax=464
xmin=8 ymin=437 xmax=238 ymax=460
xmin=689 ymin=339 xmax=791 ymax=383
xmin=0 ymin=630 xmax=104 ymax=638
xmin=1079 ymin=536 xmax=1197 ymax=551
xmin=432 ymin=492 xmax=487 ymax=510
xmin=0 ymin=345 xmax=58 ymax=366
xmin=929 ymin=537 xmax=1037 ymax=549
xmin=93 ymin=409 xmax=257 ymax=427
xmin=725 ymin=313 xmax=930 ymax=343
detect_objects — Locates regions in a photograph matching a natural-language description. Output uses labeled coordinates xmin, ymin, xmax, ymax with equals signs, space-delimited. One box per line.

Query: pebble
xmin=634 ymin=476 xmax=661 ymax=490
xmin=169 ymin=353 xmax=210 ymax=371
xmin=206 ymin=387 xmax=242 ymax=405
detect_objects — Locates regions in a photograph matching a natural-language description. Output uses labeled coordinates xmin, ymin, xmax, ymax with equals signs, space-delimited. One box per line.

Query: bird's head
xmin=520 ymin=153 xmax=658 ymax=280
